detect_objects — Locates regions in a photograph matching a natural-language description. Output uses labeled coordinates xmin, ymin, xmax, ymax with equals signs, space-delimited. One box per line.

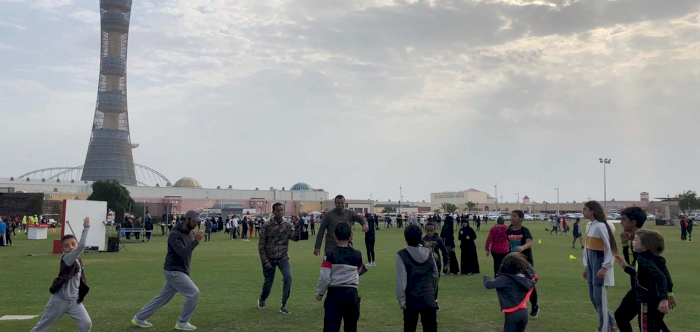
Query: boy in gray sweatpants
xmin=32 ymin=217 xmax=92 ymax=332
xmin=131 ymin=210 xmax=205 ymax=331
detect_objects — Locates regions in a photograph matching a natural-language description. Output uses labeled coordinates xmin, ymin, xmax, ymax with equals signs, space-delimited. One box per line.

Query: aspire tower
xmin=81 ymin=0 xmax=137 ymax=185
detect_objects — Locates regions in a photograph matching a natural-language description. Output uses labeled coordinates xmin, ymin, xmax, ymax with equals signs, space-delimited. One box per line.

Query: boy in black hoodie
xmin=397 ymin=224 xmax=440 ymax=332
xmin=484 ymin=252 xmax=537 ymax=332
xmin=615 ymin=207 xmax=674 ymax=332
xmin=615 ymin=229 xmax=671 ymax=332
xmin=422 ymin=222 xmax=450 ymax=311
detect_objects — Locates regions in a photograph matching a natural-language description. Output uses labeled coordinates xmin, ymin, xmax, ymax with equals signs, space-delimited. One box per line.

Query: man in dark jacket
xmin=131 ymin=210 xmax=205 ymax=331
xmin=314 ymin=195 xmax=368 ymax=256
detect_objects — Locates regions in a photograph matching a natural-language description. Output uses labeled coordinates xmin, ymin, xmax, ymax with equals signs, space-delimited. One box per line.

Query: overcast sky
xmin=1 ymin=0 xmax=699 ymax=204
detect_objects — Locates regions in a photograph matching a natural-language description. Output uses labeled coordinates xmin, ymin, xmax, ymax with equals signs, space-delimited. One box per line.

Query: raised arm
xmin=63 ymin=218 xmax=90 ymax=266
xmin=483 ymin=274 xmax=510 ymax=289
xmin=170 ymin=233 xmax=199 ymax=259
xmin=289 ymin=217 xmax=302 ymax=242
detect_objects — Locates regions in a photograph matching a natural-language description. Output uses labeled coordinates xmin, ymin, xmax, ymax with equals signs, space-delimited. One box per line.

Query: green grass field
xmin=0 ymin=222 xmax=697 ymax=332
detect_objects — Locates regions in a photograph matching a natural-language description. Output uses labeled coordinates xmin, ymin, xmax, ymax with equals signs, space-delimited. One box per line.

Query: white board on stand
xmin=62 ymin=200 xmax=108 ymax=251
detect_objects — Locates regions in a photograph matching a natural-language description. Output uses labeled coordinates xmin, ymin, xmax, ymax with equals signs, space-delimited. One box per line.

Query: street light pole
xmin=554 ymin=186 xmax=560 ymax=217
xmin=516 ymin=192 xmax=520 ymax=209
xmin=399 ymin=185 xmax=403 ymax=215
xmin=599 ymin=158 xmax=611 ymax=211
xmin=494 ymin=184 xmax=498 ymax=211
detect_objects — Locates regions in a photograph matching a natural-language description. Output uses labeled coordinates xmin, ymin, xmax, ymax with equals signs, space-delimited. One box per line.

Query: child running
xmin=572 ymin=218 xmax=584 ymax=249
xmin=582 ymin=201 xmax=618 ymax=332
xmin=614 ymin=229 xmax=671 ymax=332
xmin=507 ymin=210 xmax=538 ymax=318
xmin=614 ymin=207 xmax=675 ymax=332
xmin=483 ymin=252 xmax=538 ymax=332
xmin=32 ymin=217 xmax=92 ymax=332
xmin=315 ymin=222 xmax=366 ymax=332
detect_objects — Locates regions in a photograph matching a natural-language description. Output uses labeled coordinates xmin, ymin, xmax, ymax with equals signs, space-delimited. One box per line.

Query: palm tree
xmin=465 ymin=201 xmax=477 ymax=214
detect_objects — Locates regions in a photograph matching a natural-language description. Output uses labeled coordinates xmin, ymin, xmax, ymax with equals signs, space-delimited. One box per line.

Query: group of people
xmin=0 ymin=215 xmax=55 ymax=246
xmin=28 ymin=195 xmax=680 ymax=332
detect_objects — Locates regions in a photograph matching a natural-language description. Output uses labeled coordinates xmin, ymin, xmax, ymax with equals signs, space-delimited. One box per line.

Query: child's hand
xmin=658 ymin=299 xmax=670 ymax=314
xmin=619 ymin=231 xmax=631 ymax=243
xmin=668 ymin=295 xmax=676 ymax=310
xmin=614 ymin=255 xmax=627 ymax=268
xmin=83 ymin=217 xmax=90 ymax=227
xmin=315 ymin=294 xmax=322 ymax=302
xmin=515 ymin=246 xmax=524 ymax=252
xmin=583 ymin=268 xmax=588 ymax=280
xmin=595 ymin=268 xmax=607 ymax=279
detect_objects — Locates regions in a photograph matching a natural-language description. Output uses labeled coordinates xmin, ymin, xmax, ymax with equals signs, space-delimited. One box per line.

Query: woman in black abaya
xmin=458 ymin=220 xmax=480 ymax=275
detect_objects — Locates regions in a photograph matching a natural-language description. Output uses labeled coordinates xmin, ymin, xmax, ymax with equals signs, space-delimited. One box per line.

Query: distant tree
xmin=433 ymin=209 xmax=443 ymax=214
xmin=88 ymin=180 xmax=135 ymax=222
xmin=441 ymin=203 xmax=458 ymax=214
xmin=677 ymin=190 xmax=700 ymax=216
xmin=383 ymin=206 xmax=397 ymax=213
xmin=464 ymin=201 xmax=477 ymax=213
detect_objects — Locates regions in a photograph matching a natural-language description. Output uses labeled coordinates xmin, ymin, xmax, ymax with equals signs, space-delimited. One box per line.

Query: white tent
xmin=310 ymin=211 xmax=322 ymax=215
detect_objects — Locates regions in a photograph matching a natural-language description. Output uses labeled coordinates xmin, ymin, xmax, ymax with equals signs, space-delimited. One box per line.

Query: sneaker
xmin=530 ymin=305 xmax=539 ymax=317
xmin=175 ymin=322 xmax=197 ymax=330
xmin=436 ymin=300 xmax=440 ymax=312
xmin=279 ymin=305 xmax=291 ymax=314
xmin=257 ymin=299 xmax=265 ymax=309
xmin=131 ymin=317 xmax=153 ymax=328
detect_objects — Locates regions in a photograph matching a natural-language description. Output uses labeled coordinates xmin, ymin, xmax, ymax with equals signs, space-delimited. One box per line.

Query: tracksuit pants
xmin=32 ymin=295 xmax=92 ymax=332
xmin=134 ymin=270 xmax=200 ymax=325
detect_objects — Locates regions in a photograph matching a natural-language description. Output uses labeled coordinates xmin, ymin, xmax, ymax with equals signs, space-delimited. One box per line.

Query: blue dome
xmin=290 ymin=182 xmax=313 ymax=191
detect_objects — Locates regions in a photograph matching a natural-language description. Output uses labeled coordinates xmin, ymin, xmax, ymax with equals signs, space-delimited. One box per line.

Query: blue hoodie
xmin=483 ymin=267 xmax=538 ymax=313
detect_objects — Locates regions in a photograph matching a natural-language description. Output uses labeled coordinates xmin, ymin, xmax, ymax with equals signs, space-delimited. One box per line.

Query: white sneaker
xmin=131 ymin=317 xmax=153 ymax=328
xmin=175 ymin=322 xmax=197 ymax=330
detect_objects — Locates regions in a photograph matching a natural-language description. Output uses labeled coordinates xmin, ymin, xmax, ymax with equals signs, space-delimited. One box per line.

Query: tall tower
xmin=81 ymin=0 xmax=137 ymax=185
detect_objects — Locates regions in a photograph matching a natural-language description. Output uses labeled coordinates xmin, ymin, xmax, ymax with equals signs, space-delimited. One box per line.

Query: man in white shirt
xmin=231 ymin=217 xmax=239 ymax=240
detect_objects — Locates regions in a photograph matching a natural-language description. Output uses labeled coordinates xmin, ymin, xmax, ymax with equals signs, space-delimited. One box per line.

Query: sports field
xmin=0 ymin=222 xmax=697 ymax=332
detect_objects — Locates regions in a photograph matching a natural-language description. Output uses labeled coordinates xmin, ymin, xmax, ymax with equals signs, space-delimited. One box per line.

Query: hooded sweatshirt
xmin=395 ymin=245 xmax=439 ymax=309
xmin=483 ymin=267 xmax=538 ymax=313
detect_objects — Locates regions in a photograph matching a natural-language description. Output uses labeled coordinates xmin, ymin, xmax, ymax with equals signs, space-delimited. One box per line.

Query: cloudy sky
xmin=1 ymin=0 xmax=699 ymax=204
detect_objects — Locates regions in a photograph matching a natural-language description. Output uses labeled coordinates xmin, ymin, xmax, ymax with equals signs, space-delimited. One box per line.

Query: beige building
xmin=430 ymin=188 xmax=496 ymax=210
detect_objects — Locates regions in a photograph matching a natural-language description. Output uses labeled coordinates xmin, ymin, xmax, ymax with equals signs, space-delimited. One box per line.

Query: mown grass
xmin=0 ymin=222 xmax=697 ymax=331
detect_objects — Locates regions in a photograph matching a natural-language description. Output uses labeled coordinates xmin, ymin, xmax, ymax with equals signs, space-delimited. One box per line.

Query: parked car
xmin=647 ymin=214 xmax=656 ymax=220
xmin=524 ymin=214 xmax=534 ymax=221
xmin=499 ymin=213 xmax=511 ymax=221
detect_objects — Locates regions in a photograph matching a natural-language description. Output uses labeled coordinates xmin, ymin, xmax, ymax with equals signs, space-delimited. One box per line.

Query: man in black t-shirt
xmin=508 ymin=210 xmax=538 ymax=318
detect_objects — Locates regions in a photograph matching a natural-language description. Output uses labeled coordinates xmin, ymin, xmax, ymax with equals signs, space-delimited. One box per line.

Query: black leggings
xmin=491 ymin=252 xmax=507 ymax=275
xmin=504 ymin=308 xmax=528 ymax=332
xmin=365 ymin=238 xmax=375 ymax=263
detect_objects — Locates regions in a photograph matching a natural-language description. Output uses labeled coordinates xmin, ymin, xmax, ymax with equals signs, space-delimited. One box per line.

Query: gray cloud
xmin=1 ymin=0 xmax=699 ymax=203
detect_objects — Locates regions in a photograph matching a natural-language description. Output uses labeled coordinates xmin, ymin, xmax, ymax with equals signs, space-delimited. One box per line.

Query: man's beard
xmin=186 ymin=223 xmax=196 ymax=231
